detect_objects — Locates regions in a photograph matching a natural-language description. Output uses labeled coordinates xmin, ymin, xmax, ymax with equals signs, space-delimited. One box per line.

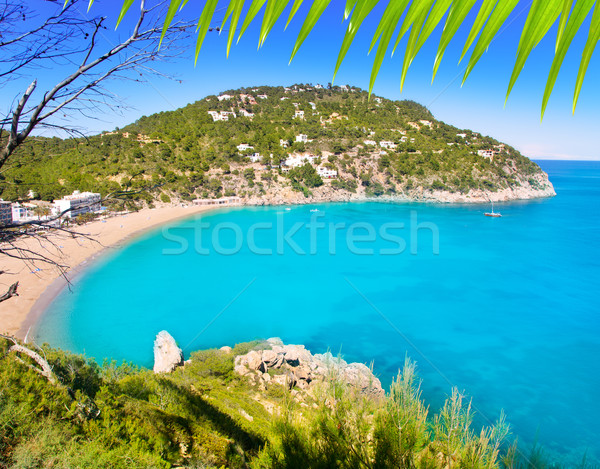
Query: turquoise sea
xmin=36 ymin=160 xmax=600 ymax=465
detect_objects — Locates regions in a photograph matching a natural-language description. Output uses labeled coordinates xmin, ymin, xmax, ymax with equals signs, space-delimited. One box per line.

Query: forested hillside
xmin=0 ymin=84 xmax=553 ymax=205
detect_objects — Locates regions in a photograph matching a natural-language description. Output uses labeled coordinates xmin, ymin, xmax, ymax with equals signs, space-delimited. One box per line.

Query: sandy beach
xmin=0 ymin=204 xmax=217 ymax=339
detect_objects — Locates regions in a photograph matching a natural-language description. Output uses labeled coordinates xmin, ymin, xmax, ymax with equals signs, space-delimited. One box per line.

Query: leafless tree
xmin=0 ymin=0 xmax=191 ymax=302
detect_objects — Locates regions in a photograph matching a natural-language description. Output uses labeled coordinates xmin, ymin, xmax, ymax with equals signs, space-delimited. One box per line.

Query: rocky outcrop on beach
xmin=233 ymin=338 xmax=384 ymax=399
xmin=153 ymin=331 xmax=184 ymax=373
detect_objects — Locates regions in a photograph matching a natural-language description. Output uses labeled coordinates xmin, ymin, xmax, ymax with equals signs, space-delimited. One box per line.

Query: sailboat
xmin=484 ymin=200 xmax=502 ymax=217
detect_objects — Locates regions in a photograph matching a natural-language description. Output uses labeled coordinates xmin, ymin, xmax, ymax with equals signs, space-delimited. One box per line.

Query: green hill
xmin=1 ymin=84 xmax=554 ymax=206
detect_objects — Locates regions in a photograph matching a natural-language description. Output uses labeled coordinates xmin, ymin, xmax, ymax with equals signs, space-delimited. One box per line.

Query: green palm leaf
xmin=459 ymin=0 xmax=497 ymax=63
xmin=542 ymin=0 xmax=596 ymax=118
xmin=398 ymin=0 xmax=435 ymax=91
xmin=259 ymin=0 xmax=291 ymax=47
xmin=333 ymin=0 xmax=379 ymax=82
xmin=368 ymin=0 xmax=410 ymax=96
xmin=432 ymin=0 xmax=477 ymax=83
xmin=116 ymin=0 xmax=136 ymax=28
xmin=220 ymin=0 xmax=245 ymax=58
xmin=505 ymin=0 xmax=562 ymax=103
xmin=557 ymin=0 xmax=575 ymax=50
xmin=106 ymin=0 xmax=600 ymax=115
xmin=402 ymin=0 xmax=453 ymax=89
xmin=573 ymin=1 xmax=600 ymax=112
xmin=462 ymin=0 xmax=520 ymax=86
xmin=289 ymin=0 xmax=333 ymax=63
xmin=238 ymin=0 xmax=268 ymax=43
xmin=160 ymin=0 xmax=186 ymax=48
xmin=286 ymin=0 xmax=306 ymax=29
xmin=194 ymin=0 xmax=219 ymax=65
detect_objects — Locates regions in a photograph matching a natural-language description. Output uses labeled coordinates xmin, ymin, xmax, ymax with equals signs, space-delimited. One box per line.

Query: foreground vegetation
xmin=0 ymin=337 xmax=584 ymax=468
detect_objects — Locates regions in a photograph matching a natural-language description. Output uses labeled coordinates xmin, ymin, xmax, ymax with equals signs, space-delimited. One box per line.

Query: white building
xmin=0 ymin=201 xmax=12 ymax=225
xmin=363 ymin=139 xmax=377 ymax=146
xmin=315 ymin=84 xmax=323 ymax=89
xmin=280 ymin=139 xmax=289 ymax=148
xmin=340 ymin=85 xmax=349 ymax=92
xmin=457 ymin=133 xmax=467 ymax=138
xmin=208 ymin=110 xmax=236 ymax=122
xmin=11 ymin=203 xmax=36 ymax=222
xmin=53 ymin=191 xmax=101 ymax=218
xmin=317 ymin=167 xmax=337 ymax=179
xmin=379 ymin=141 xmax=397 ymax=150
xmin=217 ymin=94 xmax=233 ymax=101
xmin=239 ymin=109 xmax=255 ymax=118
xmin=284 ymin=154 xmax=318 ymax=168
xmin=257 ymin=94 xmax=268 ymax=99
xmin=308 ymin=102 xmax=317 ymax=110
xmin=400 ymin=136 xmax=408 ymax=143
xmin=296 ymin=134 xmax=308 ymax=143
xmin=478 ymin=150 xmax=495 ymax=159
xmin=374 ymin=97 xmax=382 ymax=104
xmin=294 ymin=110 xmax=305 ymax=120
xmin=419 ymin=120 xmax=433 ymax=127
xmin=237 ymin=143 xmax=254 ymax=152
xmin=248 ymin=153 xmax=262 ymax=163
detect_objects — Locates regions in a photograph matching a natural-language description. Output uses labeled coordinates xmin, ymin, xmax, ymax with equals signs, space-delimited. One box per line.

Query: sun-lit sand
xmin=0 ymin=204 xmax=217 ymax=338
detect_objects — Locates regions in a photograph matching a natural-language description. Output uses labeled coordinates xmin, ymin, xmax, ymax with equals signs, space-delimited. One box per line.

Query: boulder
xmin=153 ymin=331 xmax=184 ymax=374
xmin=220 ymin=346 xmax=233 ymax=353
xmin=245 ymin=350 xmax=263 ymax=371
xmin=262 ymin=350 xmax=284 ymax=368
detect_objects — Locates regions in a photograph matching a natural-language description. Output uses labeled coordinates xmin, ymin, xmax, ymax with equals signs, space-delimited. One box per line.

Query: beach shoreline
xmin=0 ymin=186 xmax=557 ymax=340
xmin=0 ymin=204 xmax=218 ymax=339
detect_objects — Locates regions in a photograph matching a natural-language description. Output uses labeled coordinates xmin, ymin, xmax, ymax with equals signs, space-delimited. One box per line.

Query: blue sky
xmin=5 ymin=0 xmax=600 ymax=160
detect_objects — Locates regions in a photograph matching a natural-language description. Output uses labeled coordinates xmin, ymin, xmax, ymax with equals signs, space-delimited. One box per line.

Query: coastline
xmin=0 ymin=204 xmax=218 ymax=339
xmin=0 ymin=182 xmax=556 ymax=340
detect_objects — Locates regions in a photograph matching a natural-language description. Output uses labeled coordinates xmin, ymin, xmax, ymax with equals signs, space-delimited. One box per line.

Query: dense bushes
xmin=0 ymin=338 xmax=578 ymax=468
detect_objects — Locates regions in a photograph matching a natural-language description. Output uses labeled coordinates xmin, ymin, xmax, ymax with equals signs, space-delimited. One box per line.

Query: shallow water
xmin=36 ymin=160 xmax=600 ymax=465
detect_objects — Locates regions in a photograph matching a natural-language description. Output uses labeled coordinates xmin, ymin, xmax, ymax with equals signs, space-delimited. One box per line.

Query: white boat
xmin=484 ymin=200 xmax=502 ymax=217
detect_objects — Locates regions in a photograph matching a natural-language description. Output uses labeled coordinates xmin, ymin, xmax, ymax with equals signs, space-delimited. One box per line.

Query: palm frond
xmin=107 ymin=0 xmax=599 ymax=116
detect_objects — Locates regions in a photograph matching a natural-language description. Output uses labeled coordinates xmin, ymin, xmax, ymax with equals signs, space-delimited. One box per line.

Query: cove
xmin=35 ymin=160 xmax=600 ymax=465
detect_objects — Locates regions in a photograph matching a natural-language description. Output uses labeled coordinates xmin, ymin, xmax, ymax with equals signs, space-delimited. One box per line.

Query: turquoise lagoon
xmin=36 ymin=161 xmax=600 ymax=464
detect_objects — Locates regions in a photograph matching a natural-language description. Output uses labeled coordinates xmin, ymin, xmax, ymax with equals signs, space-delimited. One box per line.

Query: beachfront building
xmin=193 ymin=197 xmax=241 ymax=206
xmin=317 ymin=167 xmax=338 ymax=179
xmin=11 ymin=203 xmax=37 ymax=222
xmin=0 ymin=201 xmax=12 ymax=225
xmin=53 ymin=191 xmax=101 ymax=218
xmin=296 ymin=134 xmax=308 ymax=143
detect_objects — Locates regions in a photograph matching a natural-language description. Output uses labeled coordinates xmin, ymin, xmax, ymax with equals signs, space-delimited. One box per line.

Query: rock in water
xmin=153 ymin=331 xmax=184 ymax=373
